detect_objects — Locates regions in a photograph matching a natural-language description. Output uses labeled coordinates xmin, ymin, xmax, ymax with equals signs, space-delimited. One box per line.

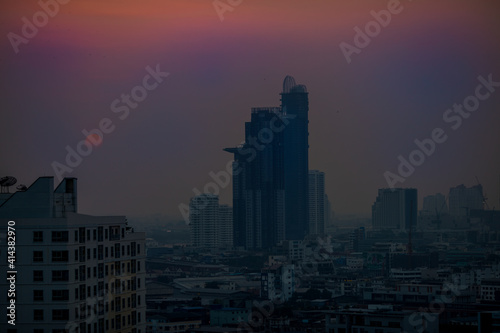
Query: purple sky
xmin=1 ymin=0 xmax=500 ymax=218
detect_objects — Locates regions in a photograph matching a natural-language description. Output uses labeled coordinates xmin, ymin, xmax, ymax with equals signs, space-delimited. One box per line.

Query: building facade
xmin=309 ymin=170 xmax=325 ymax=235
xmin=225 ymin=76 xmax=309 ymax=249
xmin=449 ymin=184 xmax=484 ymax=217
xmin=372 ymin=188 xmax=417 ymax=231
xmin=0 ymin=177 xmax=147 ymax=333
xmin=189 ymin=194 xmax=233 ymax=249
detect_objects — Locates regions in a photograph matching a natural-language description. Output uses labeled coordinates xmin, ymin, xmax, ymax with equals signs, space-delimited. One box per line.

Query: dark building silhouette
xmin=372 ymin=188 xmax=417 ymax=231
xmin=225 ymin=108 xmax=286 ymax=250
xmin=281 ymin=76 xmax=309 ymax=240
xmin=225 ymin=76 xmax=309 ymax=249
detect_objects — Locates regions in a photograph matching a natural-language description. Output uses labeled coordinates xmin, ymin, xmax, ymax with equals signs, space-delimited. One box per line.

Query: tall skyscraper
xmin=281 ymin=76 xmax=309 ymax=240
xmin=372 ymin=188 xmax=417 ymax=231
xmin=225 ymin=76 xmax=309 ymax=249
xmin=448 ymin=184 xmax=484 ymax=216
xmin=225 ymin=108 xmax=285 ymax=250
xmin=308 ymin=170 xmax=325 ymax=235
xmin=189 ymin=194 xmax=233 ymax=249
xmin=0 ymin=177 xmax=147 ymax=333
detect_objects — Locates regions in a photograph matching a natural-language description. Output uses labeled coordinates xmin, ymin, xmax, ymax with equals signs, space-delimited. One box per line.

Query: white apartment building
xmin=189 ymin=194 xmax=233 ymax=249
xmin=0 ymin=177 xmax=146 ymax=333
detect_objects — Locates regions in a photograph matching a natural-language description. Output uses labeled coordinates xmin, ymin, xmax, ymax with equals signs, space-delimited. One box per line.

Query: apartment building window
xmin=87 ymin=229 xmax=90 ymax=241
xmin=105 ymin=246 xmax=109 ymax=258
xmin=33 ymin=231 xmax=43 ymax=242
xmin=105 ymin=229 xmax=108 ymax=240
xmin=115 ymin=243 xmax=120 ymax=258
xmin=115 ymin=296 xmax=121 ymax=311
xmin=79 ymin=284 xmax=86 ymax=301
xmin=75 ymin=287 xmax=78 ymax=300
xmin=52 ymin=251 xmax=69 ymax=262
xmin=131 ymin=259 xmax=136 ymax=273
xmin=74 ymin=230 xmax=78 ymax=242
xmin=34 ymin=309 xmax=44 ymax=321
xmin=52 ymin=231 xmax=68 ymax=242
xmin=52 ymin=270 xmax=69 ymax=282
xmin=87 ymin=248 xmax=90 ymax=260
xmin=33 ymin=290 xmax=43 ymax=301
xmin=33 ymin=251 xmax=43 ymax=262
xmin=79 ymin=227 xmax=85 ymax=243
xmin=52 ymin=290 xmax=69 ymax=301
xmin=131 ymin=242 xmax=136 ymax=256
xmin=127 ymin=245 xmax=130 ymax=256
xmin=115 ymin=314 xmax=121 ymax=329
xmin=93 ymin=229 xmax=97 ymax=241
xmin=98 ymin=245 xmax=103 ymax=260
xmin=137 ymin=244 xmax=141 ymax=254
xmin=79 ymin=246 xmax=85 ymax=262
xmin=115 ymin=261 xmax=120 ymax=275
xmin=93 ymin=248 xmax=97 ymax=259
xmin=74 ymin=250 xmax=78 ymax=261
xmin=137 ymin=261 xmax=141 ymax=272
xmin=98 ymin=227 xmax=103 ymax=242
xmin=52 ymin=309 xmax=69 ymax=321
xmin=98 ymin=263 xmax=104 ymax=278
xmin=79 ymin=265 xmax=86 ymax=281
xmin=110 ymin=226 xmax=120 ymax=240
xmin=33 ymin=270 xmax=43 ymax=282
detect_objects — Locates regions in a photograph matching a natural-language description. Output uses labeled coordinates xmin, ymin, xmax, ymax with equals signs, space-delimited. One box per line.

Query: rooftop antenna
xmin=0 ymin=176 xmax=17 ymax=193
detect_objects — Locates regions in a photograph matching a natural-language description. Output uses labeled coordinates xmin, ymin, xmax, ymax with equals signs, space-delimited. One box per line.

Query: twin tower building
xmin=223 ymin=76 xmax=311 ymax=250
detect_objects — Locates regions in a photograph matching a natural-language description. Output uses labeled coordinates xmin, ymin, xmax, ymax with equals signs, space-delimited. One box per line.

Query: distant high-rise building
xmin=225 ymin=76 xmax=309 ymax=249
xmin=189 ymin=194 xmax=233 ymax=249
xmin=372 ymin=188 xmax=417 ymax=231
xmin=281 ymin=76 xmax=309 ymax=240
xmin=422 ymin=193 xmax=448 ymax=215
xmin=324 ymin=194 xmax=333 ymax=227
xmin=0 ymin=177 xmax=147 ymax=333
xmin=449 ymin=184 xmax=484 ymax=217
xmin=308 ymin=170 xmax=325 ymax=235
xmin=218 ymin=204 xmax=234 ymax=247
xmin=225 ymin=108 xmax=285 ymax=250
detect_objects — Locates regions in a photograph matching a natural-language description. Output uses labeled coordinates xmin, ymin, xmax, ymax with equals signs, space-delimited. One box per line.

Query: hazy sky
xmin=1 ymin=0 xmax=500 ymax=218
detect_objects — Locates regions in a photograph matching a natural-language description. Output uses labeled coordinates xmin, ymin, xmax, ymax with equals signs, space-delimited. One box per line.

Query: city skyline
xmin=1 ymin=0 xmax=500 ymax=220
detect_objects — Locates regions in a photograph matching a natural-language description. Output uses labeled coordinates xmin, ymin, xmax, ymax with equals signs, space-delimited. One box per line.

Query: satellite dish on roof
xmin=0 ymin=176 xmax=17 ymax=193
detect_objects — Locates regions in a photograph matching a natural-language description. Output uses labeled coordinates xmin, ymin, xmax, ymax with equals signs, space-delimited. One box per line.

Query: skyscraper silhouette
xmin=281 ymin=76 xmax=309 ymax=240
xmin=225 ymin=108 xmax=285 ymax=250
xmin=225 ymin=76 xmax=309 ymax=249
